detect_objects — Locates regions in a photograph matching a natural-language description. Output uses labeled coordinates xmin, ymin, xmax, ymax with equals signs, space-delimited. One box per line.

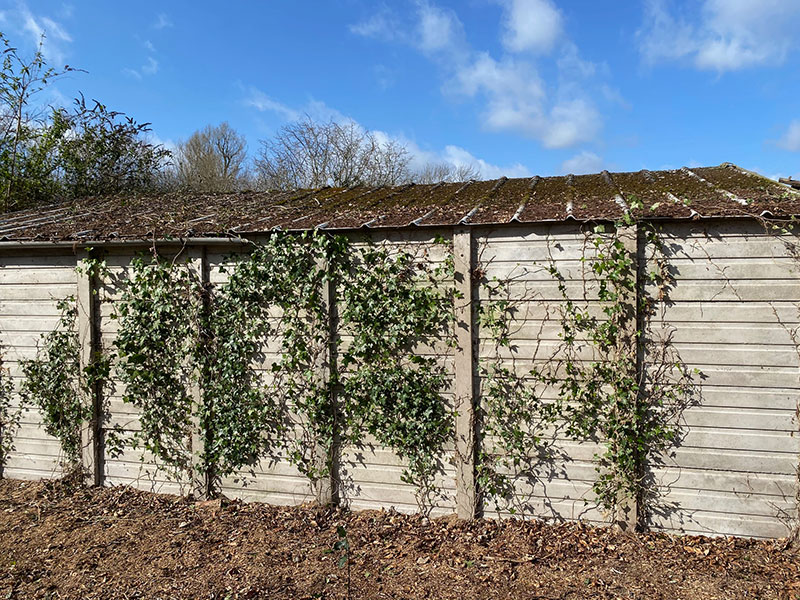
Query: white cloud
xmin=244 ymin=90 xmax=529 ymax=180
xmin=416 ymin=1 xmax=464 ymax=55
xmin=638 ymin=0 xmax=800 ymax=71
xmin=245 ymin=89 xmax=359 ymax=127
xmin=124 ymin=56 xmax=159 ymax=80
xmin=499 ymin=0 xmax=563 ymax=54
xmin=146 ymin=132 xmax=177 ymax=154
xmin=142 ymin=56 xmax=158 ymax=75
xmin=440 ymin=145 xmax=530 ymax=179
xmin=559 ymin=151 xmax=604 ymax=175
xmin=153 ymin=13 xmax=172 ymax=29
xmin=122 ymin=68 xmax=142 ymax=81
xmin=243 ymin=88 xmax=302 ymax=121
xmin=40 ymin=17 xmax=71 ymax=43
xmin=385 ymin=135 xmax=530 ymax=179
xmin=246 ymin=91 xmax=366 ymax=129
xmin=349 ymin=9 xmax=399 ymax=41
xmin=3 ymin=2 xmax=73 ymax=65
xmin=352 ymin=1 xmax=607 ymax=149
xmin=454 ymin=53 xmax=600 ymax=148
xmin=351 ymin=1 xmax=467 ymax=59
xmin=776 ymin=120 xmax=800 ymax=152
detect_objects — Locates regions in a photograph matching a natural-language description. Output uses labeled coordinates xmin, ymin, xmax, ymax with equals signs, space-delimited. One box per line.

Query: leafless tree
xmin=411 ymin=162 xmax=480 ymax=184
xmin=254 ymin=118 xmax=411 ymax=189
xmin=175 ymin=122 xmax=248 ymax=192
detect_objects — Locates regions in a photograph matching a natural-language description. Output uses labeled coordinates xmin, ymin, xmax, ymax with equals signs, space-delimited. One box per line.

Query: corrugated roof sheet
xmin=0 ymin=163 xmax=798 ymax=242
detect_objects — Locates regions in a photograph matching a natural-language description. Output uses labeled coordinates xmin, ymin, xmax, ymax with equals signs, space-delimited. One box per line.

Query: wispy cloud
xmin=435 ymin=144 xmax=530 ymax=179
xmin=351 ymin=0 xmax=609 ymax=150
xmin=124 ymin=56 xmax=159 ymax=80
xmin=3 ymin=2 xmax=73 ymax=65
xmin=638 ymin=0 xmax=800 ymax=72
xmin=122 ymin=68 xmax=142 ymax=81
xmin=415 ymin=1 xmax=466 ymax=57
xmin=349 ymin=7 xmax=401 ymax=41
xmin=560 ymin=151 xmax=605 ymax=175
xmin=350 ymin=2 xmax=468 ymax=59
xmin=244 ymin=88 xmax=529 ymax=179
xmin=153 ymin=13 xmax=172 ymax=30
xmin=776 ymin=120 xmax=800 ymax=152
xmin=244 ymin=88 xmax=302 ymax=121
xmin=142 ymin=56 xmax=158 ymax=75
xmin=498 ymin=0 xmax=563 ymax=55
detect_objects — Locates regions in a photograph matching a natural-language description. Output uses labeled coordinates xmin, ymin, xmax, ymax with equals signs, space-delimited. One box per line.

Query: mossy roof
xmin=1 ymin=163 xmax=798 ymax=242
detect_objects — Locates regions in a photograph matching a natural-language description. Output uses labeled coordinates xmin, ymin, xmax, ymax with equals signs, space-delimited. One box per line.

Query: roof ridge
xmin=682 ymin=166 xmax=748 ymax=206
xmin=602 ymin=170 xmax=629 ymax=213
xmin=3 ymin=164 xmax=798 ymax=241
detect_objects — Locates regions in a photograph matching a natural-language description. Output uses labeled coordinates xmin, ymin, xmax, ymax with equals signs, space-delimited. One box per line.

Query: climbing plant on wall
xmin=112 ymin=253 xmax=201 ymax=480
xmin=476 ymin=219 xmax=699 ymax=523
xmin=338 ymin=238 xmax=456 ymax=512
xmin=19 ymin=298 xmax=85 ymax=465
xmin=202 ymin=231 xmax=344 ymax=484
xmin=108 ymin=231 xmax=457 ymax=507
xmin=0 ymin=351 xmax=20 ymax=470
xmin=15 ymin=253 xmax=121 ymax=474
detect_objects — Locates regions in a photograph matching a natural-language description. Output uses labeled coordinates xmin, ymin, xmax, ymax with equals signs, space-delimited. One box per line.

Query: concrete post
xmin=453 ymin=228 xmax=478 ymax=519
xmin=315 ymin=258 xmax=340 ymax=505
xmin=77 ymin=249 xmax=103 ymax=486
xmin=188 ymin=247 xmax=210 ymax=499
xmin=613 ymin=224 xmax=642 ymax=531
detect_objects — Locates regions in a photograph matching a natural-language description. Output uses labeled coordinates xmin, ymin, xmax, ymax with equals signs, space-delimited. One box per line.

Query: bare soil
xmin=0 ymin=478 xmax=797 ymax=600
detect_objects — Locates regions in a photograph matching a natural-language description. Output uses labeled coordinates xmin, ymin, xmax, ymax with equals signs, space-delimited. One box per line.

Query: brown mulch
xmin=0 ymin=478 xmax=797 ymax=600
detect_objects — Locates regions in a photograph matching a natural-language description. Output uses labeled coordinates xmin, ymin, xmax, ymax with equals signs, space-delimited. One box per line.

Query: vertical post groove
xmin=635 ymin=224 xmax=648 ymax=531
xmin=613 ymin=224 xmax=641 ymax=531
xmin=315 ymin=256 xmax=340 ymax=505
xmin=78 ymin=248 xmax=103 ymax=486
xmin=453 ymin=228 xmax=478 ymax=519
xmin=189 ymin=246 xmax=210 ymax=499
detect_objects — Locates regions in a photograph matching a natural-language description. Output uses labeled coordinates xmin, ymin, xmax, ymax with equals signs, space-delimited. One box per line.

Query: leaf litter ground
xmin=0 ymin=479 xmax=798 ymax=599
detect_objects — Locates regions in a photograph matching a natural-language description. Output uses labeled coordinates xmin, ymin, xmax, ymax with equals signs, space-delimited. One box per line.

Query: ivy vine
xmin=112 ymin=253 xmax=200 ymax=480
xmin=108 ymin=232 xmax=456 ymax=509
xmin=19 ymin=298 xmax=85 ymax=465
xmin=338 ymin=240 xmax=456 ymax=511
xmin=204 ymin=231 xmax=342 ymax=482
xmin=475 ymin=272 xmax=559 ymax=514
xmin=0 ymin=350 xmax=19 ymax=470
xmin=476 ymin=219 xmax=698 ymax=522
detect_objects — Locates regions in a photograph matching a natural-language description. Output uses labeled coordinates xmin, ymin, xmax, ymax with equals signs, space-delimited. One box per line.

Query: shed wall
xmin=206 ymin=246 xmax=316 ymax=506
xmin=1 ymin=219 xmax=798 ymax=539
xmin=99 ymin=250 xmax=191 ymax=496
xmin=337 ymin=230 xmax=457 ymax=515
xmin=475 ymin=225 xmax=605 ymax=523
xmin=0 ymin=250 xmax=77 ymax=479
xmin=647 ymin=222 xmax=800 ymax=539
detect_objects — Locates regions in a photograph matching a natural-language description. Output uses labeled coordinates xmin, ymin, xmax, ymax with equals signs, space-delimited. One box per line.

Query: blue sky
xmin=2 ymin=0 xmax=800 ymax=180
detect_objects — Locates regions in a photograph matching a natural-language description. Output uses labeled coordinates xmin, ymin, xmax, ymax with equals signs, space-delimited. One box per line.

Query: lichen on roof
xmin=0 ymin=163 xmax=796 ymax=242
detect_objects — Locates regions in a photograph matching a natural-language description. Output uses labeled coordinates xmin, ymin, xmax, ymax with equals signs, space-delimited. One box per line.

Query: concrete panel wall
xmin=475 ymin=224 xmax=606 ymax=523
xmin=98 ymin=249 xmax=191 ymax=496
xmin=338 ymin=230 xmax=457 ymax=515
xmin=0 ymin=250 xmax=77 ymax=480
xmin=1 ymin=219 xmax=798 ymax=539
xmin=206 ymin=246 xmax=316 ymax=506
xmin=647 ymin=221 xmax=800 ymax=539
